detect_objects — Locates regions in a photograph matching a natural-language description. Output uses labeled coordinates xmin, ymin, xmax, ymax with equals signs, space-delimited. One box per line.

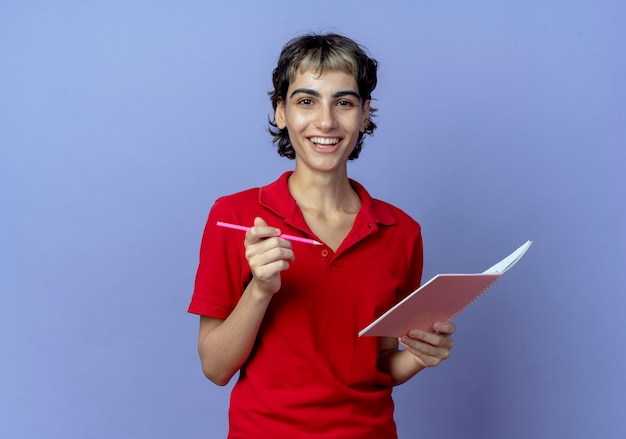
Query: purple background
xmin=1 ymin=1 xmax=624 ymax=438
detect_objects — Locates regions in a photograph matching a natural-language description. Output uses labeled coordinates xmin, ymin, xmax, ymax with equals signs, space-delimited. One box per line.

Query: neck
xmin=288 ymin=168 xmax=360 ymax=216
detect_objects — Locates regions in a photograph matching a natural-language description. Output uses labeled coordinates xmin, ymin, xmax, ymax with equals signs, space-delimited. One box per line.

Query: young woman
xmin=189 ymin=33 xmax=455 ymax=439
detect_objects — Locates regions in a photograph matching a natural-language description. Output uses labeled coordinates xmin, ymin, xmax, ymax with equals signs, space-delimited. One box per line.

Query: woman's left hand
xmin=399 ymin=322 xmax=456 ymax=368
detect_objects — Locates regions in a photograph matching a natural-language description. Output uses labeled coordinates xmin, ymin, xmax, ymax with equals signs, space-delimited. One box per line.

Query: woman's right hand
xmin=244 ymin=217 xmax=294 ymax=296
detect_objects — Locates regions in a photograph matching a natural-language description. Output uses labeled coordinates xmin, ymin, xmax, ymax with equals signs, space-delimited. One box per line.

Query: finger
xmin=253 ymin=217 xmax=267 ymax=227
xmin=406 ymin=329 xmax=453 ymax=349
xmin=399 ymin=338 xmax=452 ymax=367
xmin=252 ymin=258 xmax=291 ymax=281
xmin=247 ymin=244 xmax=295 ymax=268
xmin=433 ymin=322 xmax=456 ymax=335
xmin=246 ymin=222 xmax=282 ymax=245
xmin=400 ymin=344 xmax=451 ymax=368
xmin=246 ymin=236 xmax=293 ymax=260
xmin=400 ymin=335 xmax=451 ymax=357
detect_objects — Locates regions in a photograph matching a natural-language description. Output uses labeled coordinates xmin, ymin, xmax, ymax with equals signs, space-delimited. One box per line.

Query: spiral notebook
xmin=358 ymin=240 xmax=533 ymax=337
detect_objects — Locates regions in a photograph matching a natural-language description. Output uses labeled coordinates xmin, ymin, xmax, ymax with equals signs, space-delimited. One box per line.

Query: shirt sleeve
xmin=188 ymin=197 xmax=252 ymax=319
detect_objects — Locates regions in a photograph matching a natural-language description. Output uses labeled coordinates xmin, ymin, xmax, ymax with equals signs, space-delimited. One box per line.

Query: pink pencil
xmin=216 ymin=221 xmax=323 ymax=246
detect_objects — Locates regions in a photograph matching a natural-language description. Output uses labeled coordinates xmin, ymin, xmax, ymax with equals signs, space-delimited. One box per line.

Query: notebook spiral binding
xmin=447 ymin=276 xmax=502 ymax=323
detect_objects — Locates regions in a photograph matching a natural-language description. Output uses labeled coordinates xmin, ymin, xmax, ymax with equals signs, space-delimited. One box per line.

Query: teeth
xmin=309 ymin=137 xmax=339 ymax=145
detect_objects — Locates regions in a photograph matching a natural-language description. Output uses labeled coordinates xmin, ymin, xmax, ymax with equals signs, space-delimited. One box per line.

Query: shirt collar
xmin=259 ymin=171 xmax=396 ymax=228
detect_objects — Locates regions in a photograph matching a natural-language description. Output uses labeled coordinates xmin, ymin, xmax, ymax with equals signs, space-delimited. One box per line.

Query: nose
xmin=314 ymin=104 xmax=337 ymax=131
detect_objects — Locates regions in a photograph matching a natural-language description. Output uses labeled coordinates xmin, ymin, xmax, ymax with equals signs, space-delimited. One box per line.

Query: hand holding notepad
xmin=359 ymin=240 xmax=533 ymax=337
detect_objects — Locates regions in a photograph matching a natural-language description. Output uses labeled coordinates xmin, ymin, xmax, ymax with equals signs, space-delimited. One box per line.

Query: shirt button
xmin=321 ymin=249 xmax=329 ymax=258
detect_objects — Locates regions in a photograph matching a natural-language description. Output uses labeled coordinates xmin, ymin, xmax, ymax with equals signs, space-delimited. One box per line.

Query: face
xmin=275 ymin=69 xmax=370 ymax=175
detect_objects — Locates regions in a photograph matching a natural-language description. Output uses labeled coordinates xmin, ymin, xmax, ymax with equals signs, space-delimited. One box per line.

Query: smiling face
xmin=275 ymin=69 xmax=371 ymax=176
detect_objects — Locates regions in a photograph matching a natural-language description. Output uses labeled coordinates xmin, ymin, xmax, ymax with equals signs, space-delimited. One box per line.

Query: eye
xmin=298 ymin=98 xmax=314 ymax=106
xmin=337 ymin=99 xmax=354 ymax=107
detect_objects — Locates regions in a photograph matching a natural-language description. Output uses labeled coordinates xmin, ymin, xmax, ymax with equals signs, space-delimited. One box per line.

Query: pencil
xmin=216 ymin=221 xmax=323 ymax=246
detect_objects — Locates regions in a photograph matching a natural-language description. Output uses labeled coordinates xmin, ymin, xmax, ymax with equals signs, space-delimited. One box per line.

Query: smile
xmin=308 ymin=137 xmax=340 ymax=146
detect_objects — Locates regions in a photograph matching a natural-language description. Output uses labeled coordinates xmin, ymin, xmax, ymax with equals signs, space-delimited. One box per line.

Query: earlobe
xmin=275 ymin=100 xmax=286 ymax=129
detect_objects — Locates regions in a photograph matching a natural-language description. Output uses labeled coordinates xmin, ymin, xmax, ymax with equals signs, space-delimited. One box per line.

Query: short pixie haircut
xmin=268 ymin=33 xmax=378 ymax=160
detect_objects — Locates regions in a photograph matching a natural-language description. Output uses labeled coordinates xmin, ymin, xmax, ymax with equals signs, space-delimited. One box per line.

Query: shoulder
xmin=209 ymin=172 xmax=291 ymax=220
xmin=351 ymin=178 xmax=421 ymax=234
xmin=374 ymin=198 xmax=422 ymax=235
xmin=213 ymin=186 xmax=260 ymax=209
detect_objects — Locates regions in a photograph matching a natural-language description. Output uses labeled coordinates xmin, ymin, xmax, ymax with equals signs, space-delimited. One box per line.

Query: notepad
xmin=358 ymin=240 xmax=533 ymax=337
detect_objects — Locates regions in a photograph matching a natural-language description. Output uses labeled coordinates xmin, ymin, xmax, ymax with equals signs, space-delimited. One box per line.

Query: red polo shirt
xmin=189 ymin=172 xmax=423 ymax=439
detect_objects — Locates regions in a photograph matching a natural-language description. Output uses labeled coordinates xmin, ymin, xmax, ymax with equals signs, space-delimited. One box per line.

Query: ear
xmin=360 ymin=100 xmax=371 ymax=133
xmin=275 ymin=99 xmax=286 ymax=129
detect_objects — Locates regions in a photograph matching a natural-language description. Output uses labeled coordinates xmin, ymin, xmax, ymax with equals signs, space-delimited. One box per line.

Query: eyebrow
xmin=289 ymin=88 xmax=362 ymax=101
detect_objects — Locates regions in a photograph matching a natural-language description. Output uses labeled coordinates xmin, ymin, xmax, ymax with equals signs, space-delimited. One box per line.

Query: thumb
xmin=253 ymin=217 xmax=268 ymax=227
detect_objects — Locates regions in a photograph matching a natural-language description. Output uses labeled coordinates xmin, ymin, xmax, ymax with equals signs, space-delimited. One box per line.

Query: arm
xmin=197 ymin=217 xmax=294 ymax=386
xmin=378 ymin=322 xmax=456 ymax=386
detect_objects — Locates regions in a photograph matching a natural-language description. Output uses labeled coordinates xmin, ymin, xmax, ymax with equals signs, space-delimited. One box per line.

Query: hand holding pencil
xmin=228 ymin=217 xmax=296 ymax=297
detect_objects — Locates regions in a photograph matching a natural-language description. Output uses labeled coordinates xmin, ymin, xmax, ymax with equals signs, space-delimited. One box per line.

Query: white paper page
xmin=483 ymin=240 xmax=533 ymax=274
